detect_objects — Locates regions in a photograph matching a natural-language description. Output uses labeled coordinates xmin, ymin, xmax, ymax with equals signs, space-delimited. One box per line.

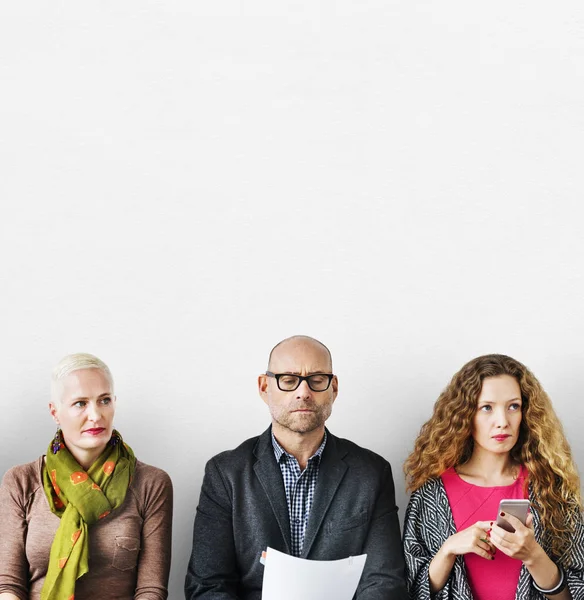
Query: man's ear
xmin=331 ymin=375 xmax=339 ymax=401
xmin=258 ymin=374 xmax=269 ymax=397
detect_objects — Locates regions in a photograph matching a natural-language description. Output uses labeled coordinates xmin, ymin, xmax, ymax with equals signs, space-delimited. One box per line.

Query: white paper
xmin=261 ymin=547 xmax=367 ymax=600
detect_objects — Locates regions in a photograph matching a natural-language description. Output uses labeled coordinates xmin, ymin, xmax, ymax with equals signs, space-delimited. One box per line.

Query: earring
xmin=51 ymin=428 xmax=65 ymax=454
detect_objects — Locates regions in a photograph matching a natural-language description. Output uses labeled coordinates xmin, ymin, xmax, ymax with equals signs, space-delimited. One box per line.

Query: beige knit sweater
xmin=0 ymin=458 xmax=173 ymax=600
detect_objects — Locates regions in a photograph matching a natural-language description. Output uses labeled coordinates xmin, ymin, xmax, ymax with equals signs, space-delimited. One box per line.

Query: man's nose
xmin=295 ymin=379 xmax=313 ymax=399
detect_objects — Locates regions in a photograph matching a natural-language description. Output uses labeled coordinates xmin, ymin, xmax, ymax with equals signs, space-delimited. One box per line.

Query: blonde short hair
xmin=51 ymin=353 xmax=114 ymax=404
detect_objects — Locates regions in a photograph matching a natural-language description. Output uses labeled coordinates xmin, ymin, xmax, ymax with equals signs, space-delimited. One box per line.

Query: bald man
xmin=185 ymin=336 xmax=408 ymax=599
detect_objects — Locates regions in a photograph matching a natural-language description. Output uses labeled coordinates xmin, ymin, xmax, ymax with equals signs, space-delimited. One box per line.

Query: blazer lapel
xmin=253 ymin=427 xmax=292 ymax=554
xmin=301 ymin=432 xmax=348 ymax=557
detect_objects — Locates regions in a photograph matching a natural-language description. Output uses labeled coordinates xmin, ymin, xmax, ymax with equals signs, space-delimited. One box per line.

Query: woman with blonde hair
xmin=0 ymin=353 xmax=173 ymax=600
xmin=403 ymin=354 xmax=583 ymax=600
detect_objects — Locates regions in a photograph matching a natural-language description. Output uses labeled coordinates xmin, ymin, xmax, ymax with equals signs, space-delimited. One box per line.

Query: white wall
xmin=1 ymin=2 xmax=583 ymax=598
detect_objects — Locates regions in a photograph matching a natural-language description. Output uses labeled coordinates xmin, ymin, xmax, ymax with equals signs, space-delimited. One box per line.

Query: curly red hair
xmin=404 ymin=354 xmax=581 ymax=559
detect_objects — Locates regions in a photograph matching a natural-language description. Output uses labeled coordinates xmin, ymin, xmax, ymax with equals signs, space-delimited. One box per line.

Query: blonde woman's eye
xmin=510 ymin=403 xmax=521 ymax=411
xmin=480 ymin=405 xmax=492 ymax=412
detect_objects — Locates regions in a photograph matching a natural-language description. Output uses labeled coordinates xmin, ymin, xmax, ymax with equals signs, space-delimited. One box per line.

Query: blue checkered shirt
xmin=271 ymin=431 xmax=327 ymax=557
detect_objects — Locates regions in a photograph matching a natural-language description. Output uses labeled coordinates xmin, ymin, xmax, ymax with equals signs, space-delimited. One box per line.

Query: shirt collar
xmin=271 ymin=429 xmax=328 ymax=464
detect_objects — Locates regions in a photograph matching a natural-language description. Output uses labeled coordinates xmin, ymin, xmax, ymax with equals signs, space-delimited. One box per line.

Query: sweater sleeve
xmin=403 ymin=480 xmax=467 ymax=600
xmin=0 ymin=466 xmax=32 ymax=600
xmin=403 ymin=486 xmax=437 ymax=600
xmin=563 ymin=508 xmax=584 ymax=600
xmin=134 ymin=466 xmax=174 ymax=600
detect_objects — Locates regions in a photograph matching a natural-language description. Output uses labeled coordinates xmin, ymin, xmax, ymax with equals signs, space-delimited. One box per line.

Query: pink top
xmin=441 ymin=466 xmax=527 ymax=600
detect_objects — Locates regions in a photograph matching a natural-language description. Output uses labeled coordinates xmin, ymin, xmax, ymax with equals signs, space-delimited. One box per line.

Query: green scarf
xmin=41 ymin=430 xmax=136 ymax=600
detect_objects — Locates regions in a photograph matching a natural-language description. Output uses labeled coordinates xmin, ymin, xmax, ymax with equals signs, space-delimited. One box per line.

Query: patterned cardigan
xmin=403 ymin=476 xmax=584 ymax=600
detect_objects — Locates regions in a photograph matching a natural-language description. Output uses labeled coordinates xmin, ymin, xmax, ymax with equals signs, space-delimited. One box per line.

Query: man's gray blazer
xmin=185 ymin=427 xmax=408 ymax=599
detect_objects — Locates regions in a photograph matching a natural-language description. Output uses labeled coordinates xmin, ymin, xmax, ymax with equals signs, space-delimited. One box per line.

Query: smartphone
xmin=496 ymin=499 xmax=530 ymax=533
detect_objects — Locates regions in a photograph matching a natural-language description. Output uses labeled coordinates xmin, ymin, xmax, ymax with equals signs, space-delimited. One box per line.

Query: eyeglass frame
xmin=265 ymin=371 xmax=335 ymax=392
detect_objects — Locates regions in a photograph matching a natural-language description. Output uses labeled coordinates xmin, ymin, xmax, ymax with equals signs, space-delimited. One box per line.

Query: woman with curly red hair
xmin=403 ymin=354 xmax=583 ymax=600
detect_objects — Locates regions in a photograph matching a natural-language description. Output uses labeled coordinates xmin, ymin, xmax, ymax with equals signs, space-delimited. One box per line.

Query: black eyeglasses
xmin=265 ymin=371 xmax=335 ymax=392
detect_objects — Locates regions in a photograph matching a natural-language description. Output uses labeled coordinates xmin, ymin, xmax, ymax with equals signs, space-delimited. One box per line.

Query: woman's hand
xmin=429 ymin=521 xmax=494 ymax=593
xmin=489 ymin=512 xmax=540 ymax=563
xmin=491 ymin=513 xmax=572 ymax=599
xmin=442 ymin=520 xmax=495 ymax=560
